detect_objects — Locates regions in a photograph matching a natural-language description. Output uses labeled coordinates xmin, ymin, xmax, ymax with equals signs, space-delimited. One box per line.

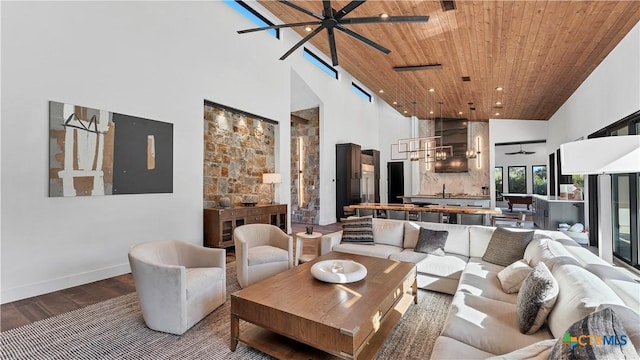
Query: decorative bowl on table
xmin=310 ymin=260 xmax=367 ymax=284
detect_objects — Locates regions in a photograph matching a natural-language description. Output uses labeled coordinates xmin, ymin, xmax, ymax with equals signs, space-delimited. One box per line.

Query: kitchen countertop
xmin=532 ymin=194 xmax=584 ymax=203
xmin=401 ymin=194 xmax=490 ymax=200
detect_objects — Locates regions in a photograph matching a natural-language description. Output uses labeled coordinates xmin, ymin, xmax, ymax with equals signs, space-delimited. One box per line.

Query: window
xmin=351 ymin=82 xmax=372 ymax=102
xmin=589 ymin=110 xmax=639 ymax=269
xmin=532 ymin=165 xmax=547 ymax=195
xmin=508 ymin=166 xmax=526 ymax=193
xmin=495 ymin=167 xmax=503 ymax=201
xmin=303 ymin=48 xmax=338 ymax=79
xmin=225 ymin=0 xmax=279 ymax=38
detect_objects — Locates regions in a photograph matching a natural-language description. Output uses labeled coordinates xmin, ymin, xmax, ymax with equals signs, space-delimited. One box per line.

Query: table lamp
xmin=262 ymin=173 xmax=282 ymax=204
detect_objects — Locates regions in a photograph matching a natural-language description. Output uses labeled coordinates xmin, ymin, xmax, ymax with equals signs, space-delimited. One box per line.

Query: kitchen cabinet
xmin=533 ymin=195 xmax=584 ymax=230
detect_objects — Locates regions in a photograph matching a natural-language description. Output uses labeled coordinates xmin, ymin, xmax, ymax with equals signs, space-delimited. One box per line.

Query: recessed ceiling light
xmin=304 ymin=26 xmax=312 ymax=32
xmin=494 ymin=112 xmax=501 ymax=116
xmin=428 ymin=88 xmax=435 ymax=92
xmin=403 ymin=110 xmax=408 ymax=114
xmin=429 ymin=111 xmax=434 ymax=114
xmin=393 ymin=101 xmax=398 ymax=105
xmin=495 ymin=101 xmax=502 ymax=105
xmin=458 ymin=111 xmax=463 ymax=115
xmin=379 ymin=89 xmax=384 ymax=93
xmin=380 ymin=13 xmax=389 ymax=19
xmin=496 ymin=87 xmax=503 ymax=91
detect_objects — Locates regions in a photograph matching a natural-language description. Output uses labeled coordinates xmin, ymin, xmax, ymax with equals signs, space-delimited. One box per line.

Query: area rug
xmin=1 ymin=262 xmax=452 ymax=359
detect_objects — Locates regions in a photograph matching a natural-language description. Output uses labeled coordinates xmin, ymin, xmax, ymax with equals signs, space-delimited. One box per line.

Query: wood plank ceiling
xmin=256 ymin=0 xmax=640 ymax=122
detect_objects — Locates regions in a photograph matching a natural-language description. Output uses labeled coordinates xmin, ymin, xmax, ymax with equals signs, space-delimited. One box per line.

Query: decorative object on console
xmin=306 ymin=226 xmax=314 ymax=235
xmin=241 ymin=194 xmax=258 ymax=206
xmin=516 ymin=262 xmax=559 ymax=334
xmin=49 ymin=101 xmax=173 ymax=197
xmin=414 ymin=228 xmax=448 ymax=256
xmin=482 ymin=228 xmax=534 ymax=267
xmin=310 ymin=260 xmax=367 ymax=284
xmin=340 ymin=216 xmax=374 ymax=244
xmin=262 ymin=173 xmax=282 ymax=204
xmin=219 ymin=196 xmax=232 ymax=208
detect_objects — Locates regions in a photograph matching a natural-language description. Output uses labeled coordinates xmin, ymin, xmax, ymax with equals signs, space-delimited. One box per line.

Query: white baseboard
xmin=0 ymin=263 xmax=132 ymax=304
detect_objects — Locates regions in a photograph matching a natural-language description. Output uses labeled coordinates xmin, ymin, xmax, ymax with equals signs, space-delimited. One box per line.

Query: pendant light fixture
xmin=465 ymin=106 xmax=478 ymax=159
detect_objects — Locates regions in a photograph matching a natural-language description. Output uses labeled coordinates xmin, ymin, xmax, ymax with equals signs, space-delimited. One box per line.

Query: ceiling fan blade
xmin=340 ymin=15 xmax=429 ymax=25
xmin=327 ymin=27 xmax=339 ymax=66
xmin=523 ymin=151 xmax=536 ymax=154
xmin=279 ymin=25 xmax=325 ymax=61
xmin=335 ymin=1 xmax=366 ymax=20
xmin=505 ymin=151 xmax=520 ymax=155
xmin=237 ymin=21 xmax=321 ymax=34
xmin=336 ymin=25 xmax=391 ymax=54
xmin=278 ymin=0 xmax=323 ymax=20
xmin=322 ymin=0 xmax=333 ymax=17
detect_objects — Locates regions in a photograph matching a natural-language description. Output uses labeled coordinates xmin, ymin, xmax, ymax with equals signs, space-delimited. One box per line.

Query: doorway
xmin=387 ymin=162 xmax=404 ymax=204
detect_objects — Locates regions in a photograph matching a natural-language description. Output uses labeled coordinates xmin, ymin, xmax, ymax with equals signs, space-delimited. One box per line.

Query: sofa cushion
xmin=332 ymin=243 xmax=401 ymax=259
xmin=341 ymin=216 xmax=374 ymax=244
xmin=596 ymin=304 xmax=640 ymax=355
xmin=415 ymin=227 xmax=448 ymax=256
xmin=584 ymin=264 xmax=640 ymax=311
xmin=372 ymin=218 xmax=405 ymax=247
xmin=185 ymin=267 xmax=224 ymax=300
xmin=487 ymin=339 xmax=557 ymax=360
xmin=405 ymin=221 xmax=470 ymax=256
xmin=389 ymin=249 xmax=428 ymax=264
xmin=441 ymin=292 xmax=553 ymax=355
xmin=458 ymin=258 xmax=518 ymax=304
xmin=247 ymin=245 xmax=288 ymax=266
xmin=482 ymin=227 xmax=534 ymax=267
xmin=498 ymin=259 xmax=533 ymax=294
xmin=414 ymin=252 xmax=467 ymax=280
xmin=431 ymin=336 xmax=495 ymax=359
xmin=523 ymin=237 xmax=579 ymax=270
xmin=547 ymin=263 xmax=626 ymax=338
xmin=517 ymin=262 xmax=559 ymax=334
xmin=550 ymin=307 xmax=637 ymax=359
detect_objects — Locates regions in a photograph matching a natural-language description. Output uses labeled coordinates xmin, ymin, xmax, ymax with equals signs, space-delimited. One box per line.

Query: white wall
xmin=0 ymin=1 xmax=409 ymax=302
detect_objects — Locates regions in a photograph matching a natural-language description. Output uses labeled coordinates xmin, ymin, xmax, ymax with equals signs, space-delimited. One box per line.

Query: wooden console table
xmin=204 ymin=204 xmax=287 ymax=248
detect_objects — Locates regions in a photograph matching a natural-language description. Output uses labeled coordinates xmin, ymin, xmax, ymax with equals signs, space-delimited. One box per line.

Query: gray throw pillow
xmin=483 ymin=227 xmax=534 ymax=267
xmin=550 ymin=307 xmax=637 ymax=359
xmin=341 ymin=216 xmax=374 ymax=244
xmin=517 ymin=262 xmax=559 ymax=334
xmin=414 ymin=228 xmax=448 ymax=256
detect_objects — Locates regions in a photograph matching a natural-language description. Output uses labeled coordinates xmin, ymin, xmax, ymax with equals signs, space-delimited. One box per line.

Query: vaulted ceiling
xmin=257 ymin=0 xmax=640 ymax=122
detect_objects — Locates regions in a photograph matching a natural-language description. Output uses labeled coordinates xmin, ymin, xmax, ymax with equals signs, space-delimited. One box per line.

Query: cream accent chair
xmin=234 ymin=224 xmax=295 ymax=288
xmin=128 ymin=240 xmax=226 ymax=335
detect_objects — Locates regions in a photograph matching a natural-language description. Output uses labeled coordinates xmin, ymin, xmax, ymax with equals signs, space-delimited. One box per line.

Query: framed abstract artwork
xmin=49 ymin=101 xmax=173 ymax=197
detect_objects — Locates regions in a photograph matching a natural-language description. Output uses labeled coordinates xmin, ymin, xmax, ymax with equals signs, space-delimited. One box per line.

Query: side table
xmin=296 ymin=232 xmax=322 ymax=263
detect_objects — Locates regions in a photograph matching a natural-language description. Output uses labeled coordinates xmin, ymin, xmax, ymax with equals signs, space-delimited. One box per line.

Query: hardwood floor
xmin=0 ymin=222 xmax=343 ymax=332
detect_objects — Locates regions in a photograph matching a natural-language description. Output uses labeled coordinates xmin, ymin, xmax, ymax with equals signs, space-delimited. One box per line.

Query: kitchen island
xmin=349 ymin=203 xmax=501 ymax=225
xmin=400 ymin=194 xmax=491 ymax=207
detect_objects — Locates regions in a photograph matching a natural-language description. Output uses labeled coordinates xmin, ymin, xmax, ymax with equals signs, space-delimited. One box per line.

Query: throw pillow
xmin=498 ymin=259 xmax=533 ymax=293
xmin=341 ymin=216 xmax=374 ymax=245
xmin=516 ymin=262 xmax=559 ymax=334
xmin=550 ymin=307 xmax=637 ymax=359
xmin=486 ymin=339 xmax=557 ymax=360
xmin=483 ymin=227 xmax=534 ymax=267
xmin=414 ymin=227 xmax=448 ymax=256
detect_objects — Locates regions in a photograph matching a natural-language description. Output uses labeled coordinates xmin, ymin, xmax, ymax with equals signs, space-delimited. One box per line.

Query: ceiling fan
xmin=505 ymin=144 xmax=536 ymax=155
xmin=237 ymin=0 xmax=429 ymax=66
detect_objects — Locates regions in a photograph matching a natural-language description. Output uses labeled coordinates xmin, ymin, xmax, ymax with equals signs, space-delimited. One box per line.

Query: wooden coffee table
xmin=230 ymin=252 xmax=417 ymax=360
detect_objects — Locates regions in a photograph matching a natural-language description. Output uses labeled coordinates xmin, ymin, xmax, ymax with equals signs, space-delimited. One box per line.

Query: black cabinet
xmin=336 ymin=143 xmax=362 ymax=219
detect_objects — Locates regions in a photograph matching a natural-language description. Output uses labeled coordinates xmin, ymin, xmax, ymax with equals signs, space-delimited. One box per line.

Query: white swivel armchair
xmin=234 ymin=224 xmax=295 ymax=288
xmin=128 ymin=240 xmax=226 ymax=335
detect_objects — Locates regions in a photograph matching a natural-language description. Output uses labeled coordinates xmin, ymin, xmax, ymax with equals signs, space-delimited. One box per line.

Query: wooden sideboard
xmin=204 ymin=204 xmax=288 ymax=248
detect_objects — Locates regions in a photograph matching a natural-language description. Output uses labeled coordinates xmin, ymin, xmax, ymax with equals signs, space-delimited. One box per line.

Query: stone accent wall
xmin=419 ymin=120 xmax=490 ymax=195
xmin=203 ymin=104 xmax=275 ymax=208
xmin=291 ymin=108 xmax=320 ymax=224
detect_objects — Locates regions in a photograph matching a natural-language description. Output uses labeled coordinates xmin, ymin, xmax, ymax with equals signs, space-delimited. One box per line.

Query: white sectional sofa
xmin=320 ymin=218 xmax=640 ymax=358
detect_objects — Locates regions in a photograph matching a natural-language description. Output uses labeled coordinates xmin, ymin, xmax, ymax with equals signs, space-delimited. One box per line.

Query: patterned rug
xmin=0 ymin=262 xmax=452 ymax=360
